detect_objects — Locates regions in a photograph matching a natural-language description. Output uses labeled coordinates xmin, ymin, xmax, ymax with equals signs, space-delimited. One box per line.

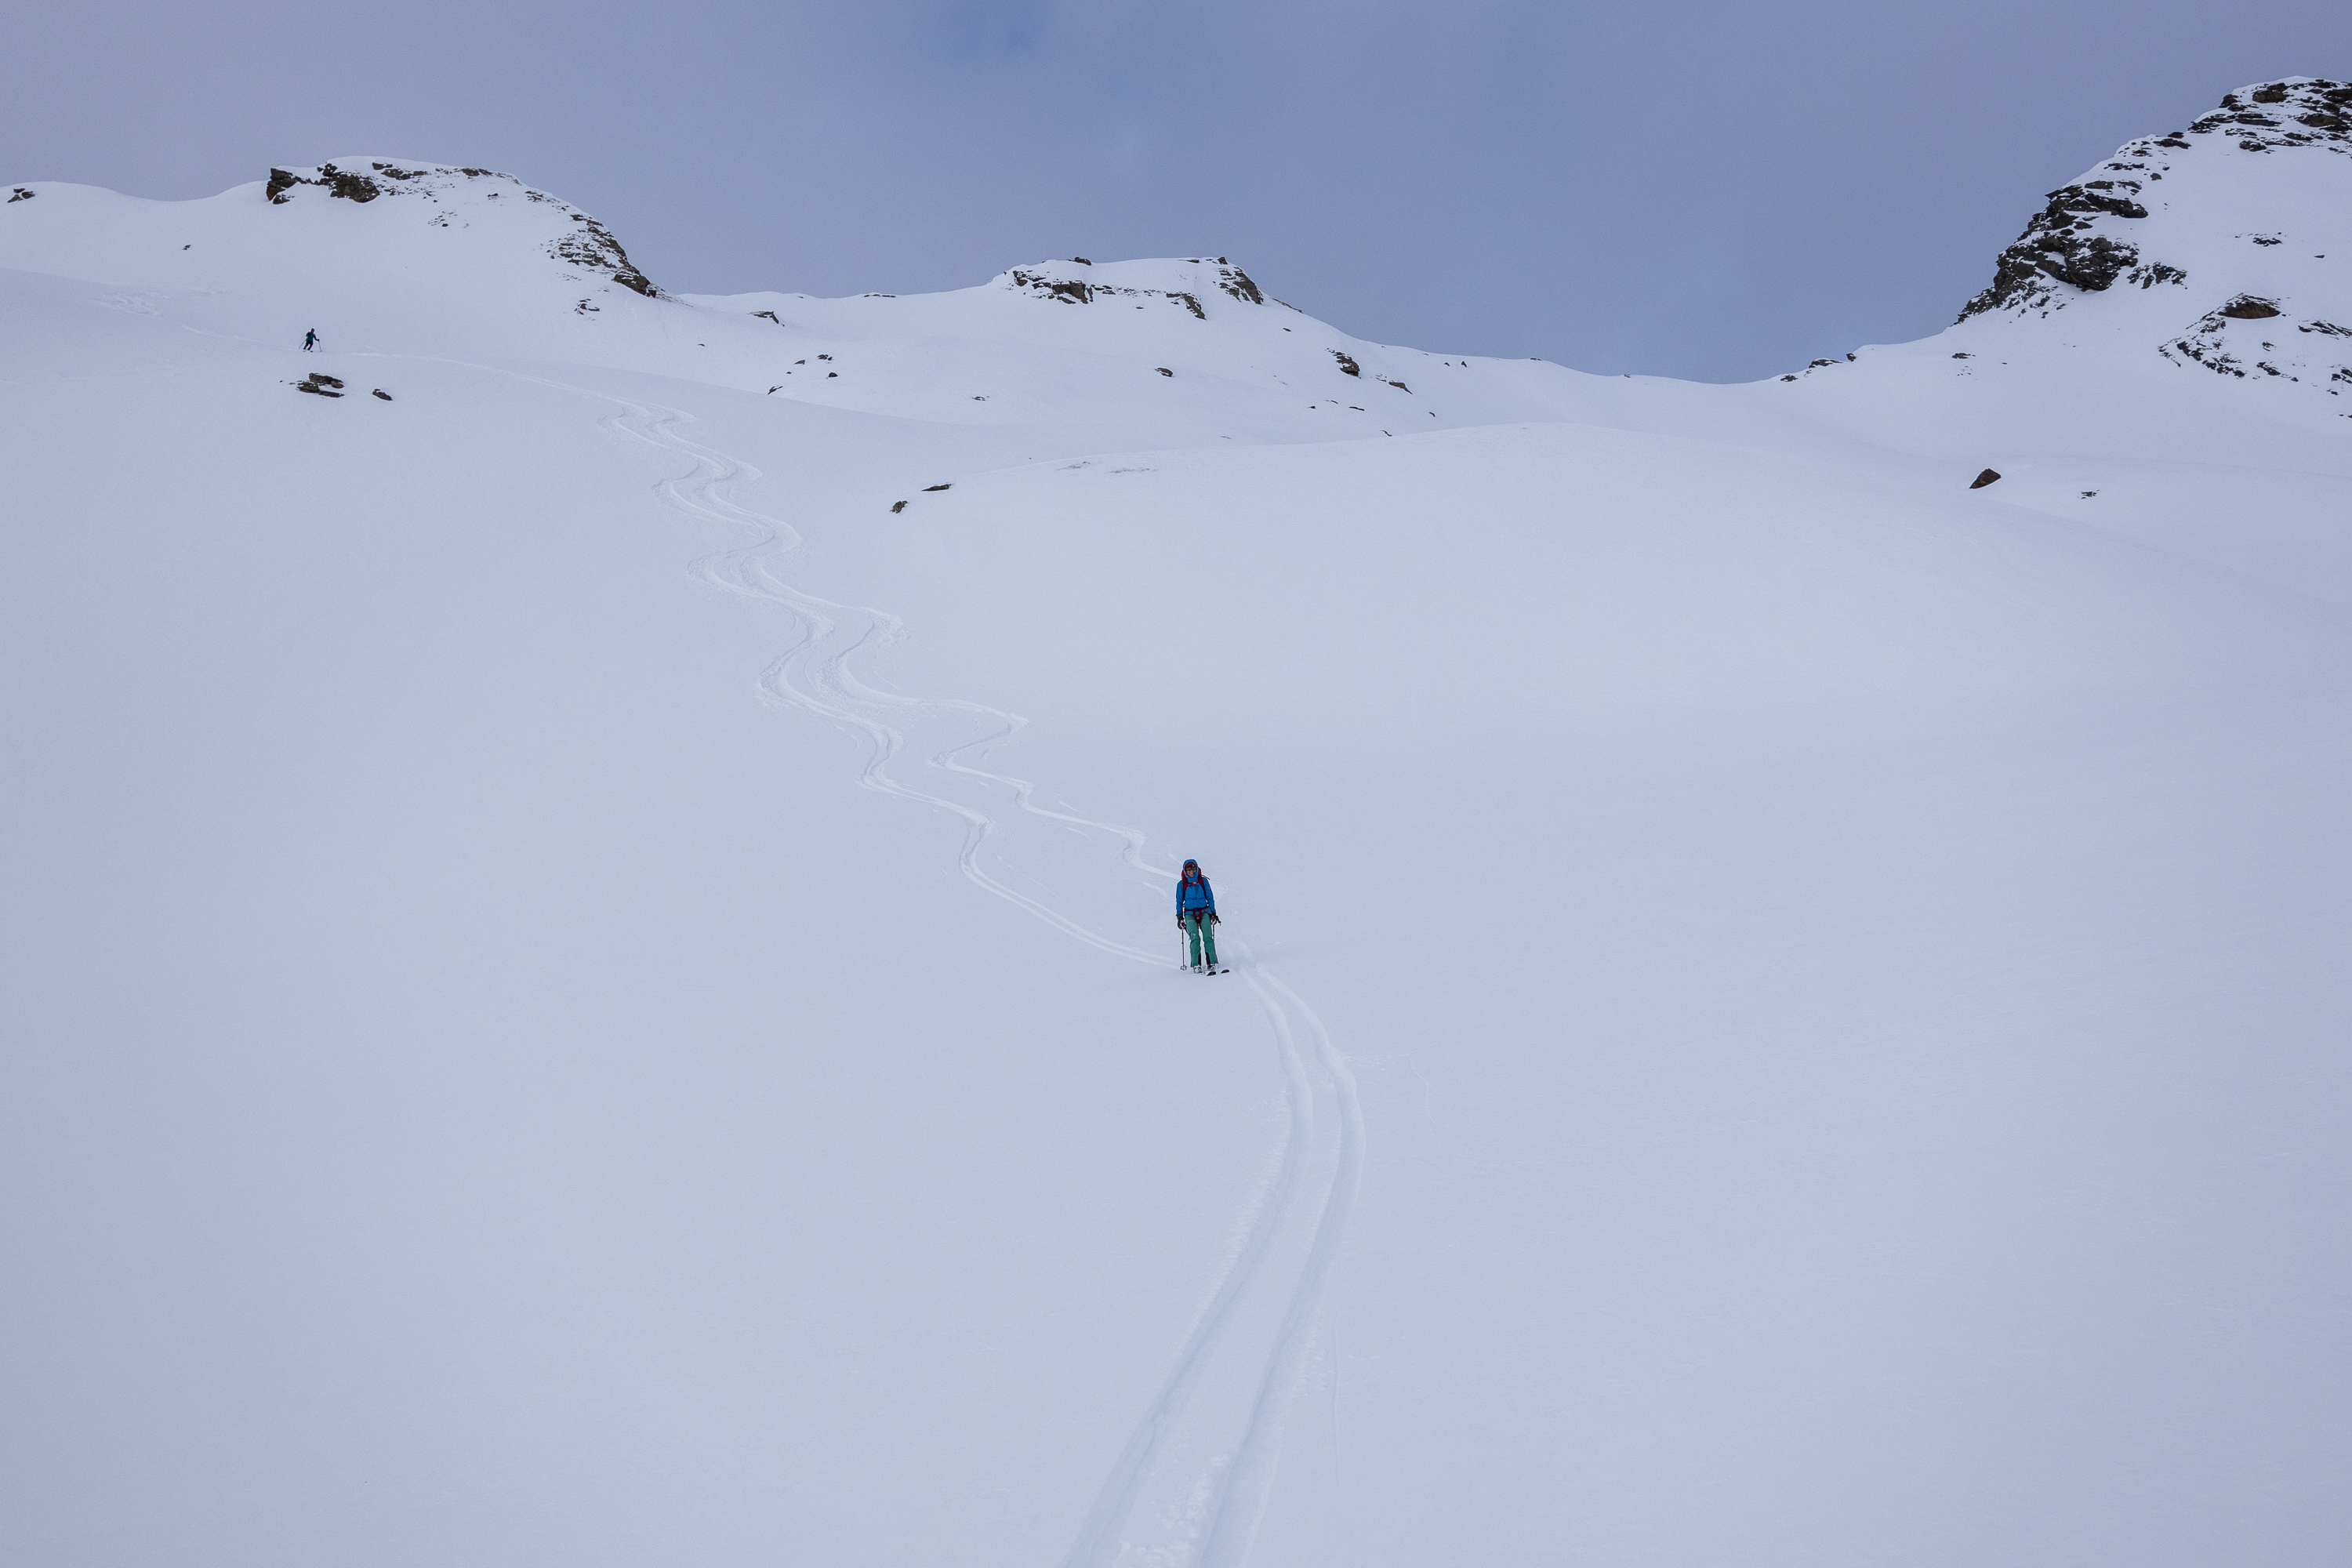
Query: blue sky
xmin=9 ymin=0 xmax=2349 ymax=379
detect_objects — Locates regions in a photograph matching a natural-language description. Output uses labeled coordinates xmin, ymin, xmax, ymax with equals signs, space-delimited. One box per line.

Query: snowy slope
xmin=4 ymin=82 xmax=2350 ymax=1568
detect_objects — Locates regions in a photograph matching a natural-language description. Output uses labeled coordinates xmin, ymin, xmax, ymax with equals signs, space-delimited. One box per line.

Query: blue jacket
xmin=1177 ymin=872 xmax=1215 ymax=916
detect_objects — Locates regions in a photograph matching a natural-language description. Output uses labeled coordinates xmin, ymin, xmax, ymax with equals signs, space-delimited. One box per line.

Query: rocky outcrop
xmin=2161 ymin=303 xmax=2352 ymax=390
xmin=1001 ymin=259 xmax=1269 ymax=321
xmin=547 ymin=210 xmax=659 ymax=297
xmin=2183 ymin=78 xmax=2352 ymax=152
xmin=262 ymin=160 xmax=662 ymax=298
xmin=267 ymin=162 xmax=388 ymax=204
xmin=1958 ymin=78 xmax=2349 ymax=321
xmin=1009 ymin=268 xmax=1095 ymax=304
xmin=1212 ymin=264 xmax=1264 ymax=304
xmin=1958 ymin=180 xmax=2151 ymax=318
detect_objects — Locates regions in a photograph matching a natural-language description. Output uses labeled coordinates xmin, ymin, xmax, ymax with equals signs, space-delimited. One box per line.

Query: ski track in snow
xmin=584 ymin=391 xmax=1365 ymax=1567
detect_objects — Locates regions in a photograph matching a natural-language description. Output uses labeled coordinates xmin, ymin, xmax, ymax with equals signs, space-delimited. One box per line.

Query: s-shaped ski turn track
xmin=600 ymin=393 xmax=1364 ymax=1568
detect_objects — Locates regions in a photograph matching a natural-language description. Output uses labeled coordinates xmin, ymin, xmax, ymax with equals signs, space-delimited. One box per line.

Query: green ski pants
xmin=1183 ymin=911 xmax=1218 ymax=968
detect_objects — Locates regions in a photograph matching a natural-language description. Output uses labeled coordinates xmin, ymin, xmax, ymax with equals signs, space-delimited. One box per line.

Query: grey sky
xmin=9 ymin=0 xmax=2349 ymax=381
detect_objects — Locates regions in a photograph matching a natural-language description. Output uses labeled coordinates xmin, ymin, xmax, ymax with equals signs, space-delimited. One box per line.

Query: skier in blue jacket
xmin=1177 ymin=859 xmax=1219 ymax=972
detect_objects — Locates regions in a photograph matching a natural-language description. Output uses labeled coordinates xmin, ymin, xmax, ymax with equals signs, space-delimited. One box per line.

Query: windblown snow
xmin=3 ymin=81 xmax=2349 ymax=1568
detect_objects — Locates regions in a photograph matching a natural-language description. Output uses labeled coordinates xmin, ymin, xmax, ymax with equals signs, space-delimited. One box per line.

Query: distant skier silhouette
xmin=1177 ymin=859 xmax=1221 ymax=973
xmin=302 ymin=328 xmax=318 ymax=351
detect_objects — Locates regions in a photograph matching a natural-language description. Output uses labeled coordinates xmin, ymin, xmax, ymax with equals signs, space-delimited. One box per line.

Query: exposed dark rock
xmin=315 ymin=164 xmax=382 ymax=202
xmin=752 ymin=310 xmax=779 ymax=322
xmin=1003 ymin=264 xmax=1252 ymax=319
xmin=1156 ymin=367 xmax=1173 ymax=376
xmin=1332 ymin=351 xmax=1361 ymax=376
xmin=1962 ymin=79 xmax=2349 ymax=322
xmin=1384 ymin=379 xmax=1409 ymax=392
xmin=1010 ymin=269 xmax=1094 ymax=303
xmin=1969 ymin=469 xmax=2002 ymax=489
xmin=295 ymin=383 xmax=341 ymax=397
xmin=267 ymin=165 xmax=662 ymax=303
xmin=2166 ymin=325 xmax=2249 ymax=376
xmin=9 ymin=186 xmax=35 ymax=203
xmin=891 ymin=500 xmax=909 ymax=514
xmin=2165 ymin=301 xmax=2352 ymax=390
xmin=1214 ymin=267 xmax=1265 ymax=305
xmin=304 ymin=372 xmax=346 ymax=389
xmin=372 ymin=389 xmax=393 ymax=401
xmin=549 ymin=212 xmax=659 ymax=296
xmin=1958 ymin=181 xmax=2148 ymax=318
xmin=923 ymin=483 xmax=951 ymax=492
xmin=2184 ymin=79 xmax=2351 ymax=151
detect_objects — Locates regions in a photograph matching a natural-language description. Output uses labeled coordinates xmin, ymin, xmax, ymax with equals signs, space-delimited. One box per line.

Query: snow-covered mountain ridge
xmin=4 ymin=76 xmax=2344 ymax=462
xmin=4 ymin=78 xmax=2350 ymax=1568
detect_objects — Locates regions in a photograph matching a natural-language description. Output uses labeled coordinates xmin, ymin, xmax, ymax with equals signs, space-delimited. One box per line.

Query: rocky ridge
xmin=1000 ymin=256 xmax=1276 ymax=320
xmin=262 ymin=159 xmax=661 ymax=297
xmin=1959 ymin=77 xmax=2348 ymax=321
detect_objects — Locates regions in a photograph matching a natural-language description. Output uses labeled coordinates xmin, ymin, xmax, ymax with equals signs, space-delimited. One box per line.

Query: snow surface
xmin=4 ymin=89 xmax=2350 ymax=1567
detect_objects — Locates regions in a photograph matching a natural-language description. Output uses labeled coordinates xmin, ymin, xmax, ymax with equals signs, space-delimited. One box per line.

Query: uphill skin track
xmin=596 ymin=393 xmax=1367 ymax=1566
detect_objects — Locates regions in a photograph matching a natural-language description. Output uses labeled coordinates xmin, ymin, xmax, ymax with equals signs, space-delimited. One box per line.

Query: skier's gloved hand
xmin=1209 ymin=913 xmax=1220 ymax=924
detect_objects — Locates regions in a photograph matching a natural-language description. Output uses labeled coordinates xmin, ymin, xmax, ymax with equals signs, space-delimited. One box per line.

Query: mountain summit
xmin=1949 ymin=78 xmax=2351 ymax=400
xmin=1963 ymin=77 xmax=2349 ymax=321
